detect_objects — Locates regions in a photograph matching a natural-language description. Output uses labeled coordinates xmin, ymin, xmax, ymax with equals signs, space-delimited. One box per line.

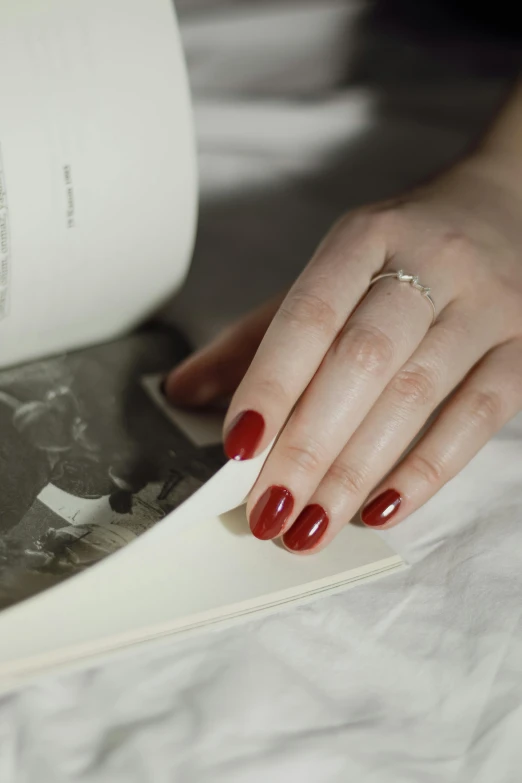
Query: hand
xmin=165 ymin=151 xmax=522 ymax=553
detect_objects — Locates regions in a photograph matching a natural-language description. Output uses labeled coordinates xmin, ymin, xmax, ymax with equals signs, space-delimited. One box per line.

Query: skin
xmin=164 ymin=80 xmax=522 ymax=552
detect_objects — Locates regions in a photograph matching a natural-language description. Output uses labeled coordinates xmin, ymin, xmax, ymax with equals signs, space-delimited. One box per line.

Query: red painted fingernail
xmin=224 ymin=410 xmax=265 ymax=461
xmin=250 ymin=486 xmax=294 ymax=540
xmin=361 ymin=489 xmax=402 ymax=527
xmin=283 ymin=504 xmax=329 ymax=552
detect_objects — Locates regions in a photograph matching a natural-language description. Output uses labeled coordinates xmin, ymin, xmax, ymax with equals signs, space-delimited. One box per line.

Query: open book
xmin=0 ymin=0 xmax=405 ymax=691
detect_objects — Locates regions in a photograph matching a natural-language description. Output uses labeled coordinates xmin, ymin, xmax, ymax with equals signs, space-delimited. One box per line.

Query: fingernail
xmin=283 ymin=504 xmax=329 ymax=552
xmin=224 ymin=410 xmax=265 ymax=461
xmin=361 ymin=489 xmax=402 ymax=527
xmin=250 ymin=485 xmax=294 ymax=540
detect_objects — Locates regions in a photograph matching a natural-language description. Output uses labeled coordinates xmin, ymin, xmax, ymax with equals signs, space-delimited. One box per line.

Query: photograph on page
xmin=0 ymin=328 xmax=226 ymax=611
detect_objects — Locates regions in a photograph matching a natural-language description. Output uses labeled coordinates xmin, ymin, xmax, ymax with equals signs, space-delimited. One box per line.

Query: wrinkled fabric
xmin=2 ymin=2 xmax=522 ymax=781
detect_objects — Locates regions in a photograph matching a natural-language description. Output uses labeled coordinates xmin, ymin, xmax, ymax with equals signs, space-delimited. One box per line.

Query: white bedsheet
xmin=1 ymin=2 xmax=522 ymax=780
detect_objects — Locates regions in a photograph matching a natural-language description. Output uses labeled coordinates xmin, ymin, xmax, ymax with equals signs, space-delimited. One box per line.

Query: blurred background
xmin=167 ymin=0 xmax=521 ymax=345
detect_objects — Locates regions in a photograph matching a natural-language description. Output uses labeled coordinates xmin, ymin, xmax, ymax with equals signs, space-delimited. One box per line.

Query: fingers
xmin=164 ymin=295 xmax=283 ymax=408
xmin=223 ymin=214 xmax=388 ymax=458
xmin=281 ymin=305 xmax=491 ymax=552
xmin=246 ymin=248 xmax=463 ymax=542
xmin=359 ymin=337 xmax=522 ymax=530
xmin=246 ymin=274 xmax=439 ymax=539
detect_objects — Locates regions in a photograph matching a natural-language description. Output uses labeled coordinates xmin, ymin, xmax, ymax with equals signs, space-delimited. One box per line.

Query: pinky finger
xmin=361 ymin=339 xmax=522 ymax=529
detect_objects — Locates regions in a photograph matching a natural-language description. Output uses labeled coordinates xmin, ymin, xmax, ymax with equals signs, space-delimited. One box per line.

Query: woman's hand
xmin=165 ymin=95 xmax=522 ymax=553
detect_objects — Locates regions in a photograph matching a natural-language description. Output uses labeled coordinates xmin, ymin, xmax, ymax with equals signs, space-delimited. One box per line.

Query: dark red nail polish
xmin=283 ymin=504 xmax=329 ymax=552
xmin=361 ymin=489 xmax=402 ymax=527
xmin=224 ymin=410 xmax=265 ymax=461
xmin=250 ymin=486 xmax=294 ymax=540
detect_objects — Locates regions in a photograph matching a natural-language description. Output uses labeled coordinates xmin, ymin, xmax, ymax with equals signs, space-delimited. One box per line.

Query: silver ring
xmin=369 ymin=269 xmax=436 ymax=325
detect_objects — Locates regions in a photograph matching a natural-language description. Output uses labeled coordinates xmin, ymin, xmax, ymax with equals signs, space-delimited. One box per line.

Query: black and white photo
xmin=0 ymin=327 xmax=226 ymax=610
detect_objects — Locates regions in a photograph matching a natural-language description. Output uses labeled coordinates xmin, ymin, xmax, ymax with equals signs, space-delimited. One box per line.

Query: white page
xmin=0 ymin=416 xmax=403 ymax=685
xmin=0 ymin=446 xmax=268 ymax=668
xmin=0 ymin=0 xmax=196 ymax=368
xmin=0 ymin=359 xmax=404 ymax=688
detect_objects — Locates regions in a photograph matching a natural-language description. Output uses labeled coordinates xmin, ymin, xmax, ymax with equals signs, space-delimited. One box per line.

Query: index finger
xmin=223 ymin=213 xmax=387 ymax=460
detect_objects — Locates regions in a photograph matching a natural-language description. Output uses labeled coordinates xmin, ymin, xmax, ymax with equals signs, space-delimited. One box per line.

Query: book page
xmin=0 ymin=498 xmax=402 ymax=685
xmin=0 ymin=0 xmax=196 ymax=368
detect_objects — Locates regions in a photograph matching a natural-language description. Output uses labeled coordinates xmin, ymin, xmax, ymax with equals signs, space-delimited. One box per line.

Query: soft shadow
xmin=217 ymin=507 xmax=250 ymax=537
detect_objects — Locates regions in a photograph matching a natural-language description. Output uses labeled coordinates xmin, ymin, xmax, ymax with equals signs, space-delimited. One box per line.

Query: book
xmin=0 ymin=0 xmax=405 ymax=691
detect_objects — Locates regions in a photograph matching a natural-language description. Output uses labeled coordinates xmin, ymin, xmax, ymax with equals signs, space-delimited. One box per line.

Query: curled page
xmin=0 ymin=335 xmax=257 ymax=614
xmin=0 ymin=383 xmax=273 ymax=681
xmin=0 ymin=0 xmax=196 ymax=368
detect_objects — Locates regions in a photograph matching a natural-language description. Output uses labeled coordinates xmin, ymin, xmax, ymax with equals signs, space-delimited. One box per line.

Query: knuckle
xmin=333 ymin=323 xmax=395 ymax=376
xmin=389 ymin=365 xmax=437 ymax=408
xmin=367 ymin=207 xmax=402 ymax=234
xmin=327 ymin=207 xmax=391 ymax=250
xmin=279 ymin=290 xmax=339 ymax=336
xmin=252 ymin=375 xmax=290 ymax=405
xmin=438 ymin=231 xmax=479 ymax=275
xmin=326 ymin=459 xmax=369 ymax=496
xmin=444 ymin=231 xmax=478 ymax=260
xmin=408 ymin=453 xmax=447 ymax=487
xmin=461 ymin=389 xmax=503 ymax=432
xmin=281 ymin=437 xmax=328 ymax=475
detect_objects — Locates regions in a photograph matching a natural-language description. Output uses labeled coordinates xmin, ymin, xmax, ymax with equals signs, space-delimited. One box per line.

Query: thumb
xmin=164 ymin=294 xmax=284 ymax=408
